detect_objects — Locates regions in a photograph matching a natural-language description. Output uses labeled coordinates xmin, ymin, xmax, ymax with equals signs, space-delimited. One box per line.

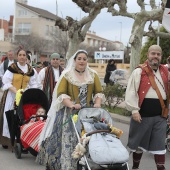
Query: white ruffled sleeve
xmin=93 ymin=93 xmax=106 ymax=104
xmin=125 ymin=68 xmax=142 ymax=113
xmin=54 ymin=94 xmax=71 ymax=111
xmin=27 ymin=70 xmax=39 ymax=89
xmin=2 ymin=70 xmax=13 ymax=90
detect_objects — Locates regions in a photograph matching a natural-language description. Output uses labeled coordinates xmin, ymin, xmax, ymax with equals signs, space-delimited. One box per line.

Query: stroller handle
xmin=86 ymin=129 xmax=111 ymax=137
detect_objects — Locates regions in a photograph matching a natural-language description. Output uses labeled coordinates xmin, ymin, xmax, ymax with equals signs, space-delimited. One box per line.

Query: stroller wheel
xmin=28 ymin=147 xmax=37 ymax=156
xmin=77 ymin=161 xmax=88 ymax=170
xmin=167 ymin=138 xmax=170 ymax=152
xmin=14 ymin=143 xmax=22 ymax=159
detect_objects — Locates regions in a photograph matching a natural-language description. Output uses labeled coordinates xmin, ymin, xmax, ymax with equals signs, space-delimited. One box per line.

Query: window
xmin=45 ymin=25 xmax=49 ymax=35
xmin=50 ymin=26 xmax=53 ymax=34
xmin=17 ymin=23 xmax=31 ymax=34
xmin=18 ymin=10 xmax=27 ymax=16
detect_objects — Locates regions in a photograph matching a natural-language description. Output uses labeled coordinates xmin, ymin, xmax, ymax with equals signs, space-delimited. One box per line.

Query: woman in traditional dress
xmin=0 ymin=48 xmax=38 ymax=149
xmin=36 ymin=50 xmax=105 ymax=170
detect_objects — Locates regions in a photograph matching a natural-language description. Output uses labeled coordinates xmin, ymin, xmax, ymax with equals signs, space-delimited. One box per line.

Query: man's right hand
xmin=132 ymin=112 xmax=142 ymax=123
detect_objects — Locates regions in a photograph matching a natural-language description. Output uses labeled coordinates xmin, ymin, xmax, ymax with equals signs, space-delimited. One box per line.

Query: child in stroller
xmin=14 ymin=88 xmax=49 ymax=159
xmin=20 ymin=107 xmax=47 ymax=154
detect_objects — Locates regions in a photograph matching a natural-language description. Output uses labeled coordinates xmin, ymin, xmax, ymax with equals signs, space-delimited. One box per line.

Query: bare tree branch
xmin=143 ymin=31 xmax=170 ymax=38
xmin=137 ymin=0 xmax=145 ymax=10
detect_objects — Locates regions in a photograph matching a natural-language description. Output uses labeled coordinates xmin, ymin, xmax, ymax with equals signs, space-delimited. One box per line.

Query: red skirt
xmin=20 ymin=120 xmax=45 ymax=152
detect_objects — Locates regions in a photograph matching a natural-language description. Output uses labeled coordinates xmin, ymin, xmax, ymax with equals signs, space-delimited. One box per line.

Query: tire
xmin=14 ymin=143 xmax=22 ymax=159
xmin=28 ymin=147 xmax=37 ymax=156
xmin=77 ymin=161 xmax=88 ymax=170
xmin=167 ymin=138 xmax=170 ymax=152
xmin=46 ymin=163 xmax=50 ymax=170
xmin=108 ymin=162 xmax=129 ymax=170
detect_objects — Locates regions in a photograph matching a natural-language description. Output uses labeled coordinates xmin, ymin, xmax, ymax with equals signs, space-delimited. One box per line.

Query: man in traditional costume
xmin=0 ymin=49 xmax=38 ymax=149
xmin=125 ymin=45 xmax=168 ymax=170
xmin=38 ymin=53 xmax=63 ymax=105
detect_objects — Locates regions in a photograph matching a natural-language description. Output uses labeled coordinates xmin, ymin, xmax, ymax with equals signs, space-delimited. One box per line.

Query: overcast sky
xmin=0 ymin=0 xmax=160 ymax=46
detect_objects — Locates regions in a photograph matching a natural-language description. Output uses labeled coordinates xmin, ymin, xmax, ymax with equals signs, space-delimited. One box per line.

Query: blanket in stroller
xmin=20 ymin=120 xmax=45 ymax=152
xmin=75 ymin=108 xmax=129 ymax=165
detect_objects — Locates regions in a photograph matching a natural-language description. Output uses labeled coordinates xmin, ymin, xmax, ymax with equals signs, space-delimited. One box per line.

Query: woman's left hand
xmin=71 ymin=104 xmax=81 ymax=110
xmin=93 ymin=103 xmax=101 ymax=108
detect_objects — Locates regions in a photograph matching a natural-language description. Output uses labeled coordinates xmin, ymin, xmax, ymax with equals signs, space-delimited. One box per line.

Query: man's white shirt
xmin=38 ymin=67 xmax=60 ymax=89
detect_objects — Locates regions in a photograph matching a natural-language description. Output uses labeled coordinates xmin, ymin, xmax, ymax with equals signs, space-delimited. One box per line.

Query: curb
xmin=110 ymin=112 xmax=130 ymax=125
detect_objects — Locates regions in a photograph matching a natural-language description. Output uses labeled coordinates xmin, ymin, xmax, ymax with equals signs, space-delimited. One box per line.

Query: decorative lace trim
xmin=54 ymin=94 xmax=71 ymax=111
xmin=93 ymin=93 xmax=106 ymax=104
xmin=64 ymin=69 xmax=95 ymax=86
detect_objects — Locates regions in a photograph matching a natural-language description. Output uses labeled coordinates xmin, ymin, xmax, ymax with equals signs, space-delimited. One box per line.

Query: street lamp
xmin=118 ymin=22 xmax=122 ymax=42
xmin=157 ymin=2 xmax=160 ymax=45
xmin=99 ymin=47 xmax=106 ymax=51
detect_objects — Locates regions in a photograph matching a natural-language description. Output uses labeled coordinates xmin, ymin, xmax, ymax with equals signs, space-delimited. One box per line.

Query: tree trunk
xmin=66 ymin=32 xmax=81 ymax=60
xmin=129 ymin=19 xmax=147 ymax=73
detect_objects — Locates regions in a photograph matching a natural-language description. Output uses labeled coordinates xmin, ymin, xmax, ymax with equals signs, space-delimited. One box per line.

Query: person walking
xmin=38 ymin=53 xmax=63 ymax=105
xmin=36 ymin=50 xmax=105 ymax=170
xmin=0 ymin=50 xmax=17 ymax=87
xmin=125 ymin=45 xmax=169 ymax=170
xmin=104 ymin=59 xmax=116 ymax=86
xmin=0 ymin=48 xmax=38 ymax=149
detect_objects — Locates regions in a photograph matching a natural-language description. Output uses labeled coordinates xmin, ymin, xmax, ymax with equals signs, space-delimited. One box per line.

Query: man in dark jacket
xmin=0 ymin=50 xmax=17 ymax=87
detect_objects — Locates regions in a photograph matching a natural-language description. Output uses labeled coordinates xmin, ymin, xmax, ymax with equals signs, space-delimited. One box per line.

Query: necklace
xmin=75 ymin=68 xmax=85 ymax=75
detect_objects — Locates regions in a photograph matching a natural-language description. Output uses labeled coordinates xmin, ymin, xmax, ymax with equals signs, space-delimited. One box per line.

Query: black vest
xmin=4 ymin=59 xmax=17 ymax=72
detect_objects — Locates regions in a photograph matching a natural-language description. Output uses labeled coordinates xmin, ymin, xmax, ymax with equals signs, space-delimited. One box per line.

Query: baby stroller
xmin=73 ymin=107 xmax=129 ymax=170
xmin=14 ymin=88 xmax=49 ymax=159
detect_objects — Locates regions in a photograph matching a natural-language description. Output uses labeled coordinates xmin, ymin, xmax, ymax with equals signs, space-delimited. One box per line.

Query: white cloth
xmin=2 ymin=62 xmax=38 ymax=138
xmin=125 ymin=67 xmax=166 ymax=114
xmin=0 ymin=60 xmax=14 ymax=78
xmin=37 ymin=67 xmax=60 ymax=90
xmin=39 ymin=50 xmax=106 ymax=146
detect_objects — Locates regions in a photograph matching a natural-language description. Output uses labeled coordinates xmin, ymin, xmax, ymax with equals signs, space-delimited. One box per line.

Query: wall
xmin=88 ymin=63 xmax=130 ymax=78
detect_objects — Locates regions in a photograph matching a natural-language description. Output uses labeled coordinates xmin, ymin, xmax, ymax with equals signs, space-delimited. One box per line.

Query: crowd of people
xmin=0 ymin=45 xmax=169 ymax=170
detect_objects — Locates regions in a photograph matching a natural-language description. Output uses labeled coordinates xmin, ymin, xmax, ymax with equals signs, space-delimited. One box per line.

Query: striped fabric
xmin=20 ymin=120 xmax=45 ymax=152
xmin=79 ymin=85 xmax=87 ymax=107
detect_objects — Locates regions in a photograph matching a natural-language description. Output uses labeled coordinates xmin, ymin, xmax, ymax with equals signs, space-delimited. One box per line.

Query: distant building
xmin=81 ymin=31 xmax=125 ymax=63
xmin=13 ymin=0 xmax=63 ymax=62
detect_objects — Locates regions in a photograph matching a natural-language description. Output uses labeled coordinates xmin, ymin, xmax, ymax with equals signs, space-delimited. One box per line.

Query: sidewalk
xmin=110 ymin=112 xmax=130 ymax=124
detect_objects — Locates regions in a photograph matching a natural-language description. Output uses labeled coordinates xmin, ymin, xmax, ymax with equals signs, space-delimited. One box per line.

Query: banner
xmin=94 ymin=51 xmax=124 ymax=60
xmin=162 ymin=0 xmax=170 ymax=33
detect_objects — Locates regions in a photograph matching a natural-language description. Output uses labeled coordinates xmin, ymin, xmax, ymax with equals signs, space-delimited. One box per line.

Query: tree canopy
xmin=141 ymin=27 xmax=170 ymax=64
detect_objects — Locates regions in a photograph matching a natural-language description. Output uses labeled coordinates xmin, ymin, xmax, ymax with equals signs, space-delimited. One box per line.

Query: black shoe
xmin=2 ymin=145 xmax=8 ymax=149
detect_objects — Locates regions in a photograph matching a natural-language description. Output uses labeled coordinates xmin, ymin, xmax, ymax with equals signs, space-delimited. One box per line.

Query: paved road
xmin=0 ymin=86 xmax=170 ymax=170
xmin=0 ymin=121 xmax=170 ymax=170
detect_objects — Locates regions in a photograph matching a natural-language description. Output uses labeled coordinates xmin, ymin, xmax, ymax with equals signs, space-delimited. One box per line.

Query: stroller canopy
xmin=17 ymin=88 xmax=49 ymax=123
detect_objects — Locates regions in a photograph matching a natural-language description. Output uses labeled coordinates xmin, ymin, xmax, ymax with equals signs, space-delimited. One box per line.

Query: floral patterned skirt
xmin=36 ymin=108 xmax=78 ymax=170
